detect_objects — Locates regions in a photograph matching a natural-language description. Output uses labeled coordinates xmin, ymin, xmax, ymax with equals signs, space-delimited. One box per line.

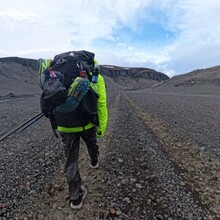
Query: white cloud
xmin=0 ymin=0 xmax=220 ymax=76
xmin=161 ymin=0 xmax=220 ymax=75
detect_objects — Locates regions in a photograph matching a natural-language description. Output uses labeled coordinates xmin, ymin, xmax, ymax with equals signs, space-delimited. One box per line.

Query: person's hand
xmin=96 ymin=131 xmax=103 ymax=138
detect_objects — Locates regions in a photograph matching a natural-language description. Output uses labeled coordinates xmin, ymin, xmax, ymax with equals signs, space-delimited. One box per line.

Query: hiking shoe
xmin=70 ymin=186 xmax=87 ymax=210
xmin=68 ymin=77 xmax=90 ymax=101
xmin=90 ymin=154 xmax=100 ymax=169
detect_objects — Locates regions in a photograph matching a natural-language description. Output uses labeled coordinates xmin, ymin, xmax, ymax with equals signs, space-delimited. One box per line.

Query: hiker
xmin=37 ymin=51 xmax=108 ymax=209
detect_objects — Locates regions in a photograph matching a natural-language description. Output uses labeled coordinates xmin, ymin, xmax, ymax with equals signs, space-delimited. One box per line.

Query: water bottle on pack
xmin=92 ymin=64 xmax=99 ymax=83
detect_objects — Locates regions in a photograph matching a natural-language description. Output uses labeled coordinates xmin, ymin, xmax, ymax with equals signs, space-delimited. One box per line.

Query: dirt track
xmin=0 ymin=77 xmax=219 ymax=219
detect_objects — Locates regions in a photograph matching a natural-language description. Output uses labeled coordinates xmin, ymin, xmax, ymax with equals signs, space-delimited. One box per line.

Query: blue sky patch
xmin=92 ymin=21 xmax=178 ymax=52
xmin=114 ymin=22 xmax=178 ymax=48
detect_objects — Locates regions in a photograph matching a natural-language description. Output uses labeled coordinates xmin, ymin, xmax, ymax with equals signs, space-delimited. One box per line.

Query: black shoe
xmin=70 ymin=186 xmax=87 ymax=209
xmin=90 ymin=154 xmax=100 ymax=169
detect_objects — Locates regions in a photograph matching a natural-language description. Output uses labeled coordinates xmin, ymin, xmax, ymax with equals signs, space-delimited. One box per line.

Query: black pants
xmin=60 ymin=126 xmax=99 ymax=201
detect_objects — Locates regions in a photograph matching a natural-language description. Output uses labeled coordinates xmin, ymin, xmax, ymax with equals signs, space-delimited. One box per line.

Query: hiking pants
xmin=60 ymin=126 xmax=99 ymax=201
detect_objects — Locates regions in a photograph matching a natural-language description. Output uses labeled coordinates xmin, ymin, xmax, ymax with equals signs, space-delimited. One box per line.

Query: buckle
xmin=80 ymin=71 xmax=87 ymax=78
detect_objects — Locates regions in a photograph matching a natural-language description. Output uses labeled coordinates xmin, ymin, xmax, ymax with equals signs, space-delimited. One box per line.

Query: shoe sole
xmin=70 ymin=186 xmax=87 ymax=210
xmin=90 ymin=155 xmax=100 ymax=169
xmin=90 ymin=163 xmax=99 ymax=169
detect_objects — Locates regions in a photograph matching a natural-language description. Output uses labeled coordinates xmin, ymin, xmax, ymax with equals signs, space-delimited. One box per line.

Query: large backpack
xmin=51 ymin=50 xmax=96 ymax=87
xmin=39 ymin=50 xmax=99 ymax=133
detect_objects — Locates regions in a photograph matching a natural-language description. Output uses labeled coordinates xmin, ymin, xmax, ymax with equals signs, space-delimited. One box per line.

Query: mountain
xmin=164 ymin=65 xmax=220 ymax=86
xmin=100 ymin=65 xmax=168 ymax=81
xmin=1 ymin=56 xmax=220 ymax=97
xmin=0 ymin=57 xmax=37 ymax=70
xmin=0 ymin=57 xmax=169 ymax=96
xmin=151 ymin=65 xmax=220 ymax=94
xmin=0 ymin=57 xmax=41 ymax=97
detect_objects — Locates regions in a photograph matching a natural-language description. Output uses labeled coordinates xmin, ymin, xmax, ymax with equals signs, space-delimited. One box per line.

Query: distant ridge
xmin=0 ymin=57 xmax=37 ymax=70
xmin=150 ymin=65 xmax=220 ymax=94
xmin=0 ymin=56 xmax=170 ymax=96
xmin=165 ymin=65 xmax=220 ymax=87
xmin=173 ymin=65 xmax=220 ymax=80
xmin=0 ymin=56 xmax=219 ymax=96
xmin=0 ymin=57 xmax=40 ymax=97
xmin=100 ymin=65 xmax=169 ymax=81
xmin=0 ymin=57 xmax=169 ymax=81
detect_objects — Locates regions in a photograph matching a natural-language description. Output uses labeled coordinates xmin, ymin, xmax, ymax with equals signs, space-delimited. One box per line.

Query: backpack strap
xmin=50 ymin=115 xmax=59 ymax=138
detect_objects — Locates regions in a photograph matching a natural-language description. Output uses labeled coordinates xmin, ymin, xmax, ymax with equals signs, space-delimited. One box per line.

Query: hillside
xmin=0 ymin=57 xmax=169 ymax=96
xmin=151 ymin=65 xmax=220 ymax=94
xmin=0 ymin=57 xmax=40 ymax=97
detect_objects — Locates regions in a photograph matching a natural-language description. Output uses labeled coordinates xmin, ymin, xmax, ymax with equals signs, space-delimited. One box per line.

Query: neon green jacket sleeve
xmin=96 ymin=74 xmax=108 ymax=137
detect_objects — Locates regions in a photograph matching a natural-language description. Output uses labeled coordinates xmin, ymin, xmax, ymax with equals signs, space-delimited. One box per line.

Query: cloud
xmin=160 ymin=0 xmax=220 ymax=76
xmin=0 ymin=0 xmax=220 ymax=76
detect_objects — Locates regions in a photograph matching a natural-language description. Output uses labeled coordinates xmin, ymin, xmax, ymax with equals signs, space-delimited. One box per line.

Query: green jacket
xmin=57 ymin=73 xmax=108 ymax=137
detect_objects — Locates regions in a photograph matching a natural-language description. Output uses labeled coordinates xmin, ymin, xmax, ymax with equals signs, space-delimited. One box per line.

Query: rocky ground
xmin=0 ymin=76 xmax=219 ymax=220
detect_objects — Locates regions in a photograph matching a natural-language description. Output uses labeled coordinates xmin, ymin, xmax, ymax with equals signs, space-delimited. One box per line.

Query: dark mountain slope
xmin=100 ymin=65 xmax=168 ymax=80
xmin=0 ymin=57 xmax=37 ymax=70
xmin=100 ymin=65 xmax=169 ymax=90
xmin=0 ymin=57 xmax=169 ymax=96
xmin=0 ymin=57 xmax=40 ymax=97
xmin=151 ymin=65 xmax=220 ymax=94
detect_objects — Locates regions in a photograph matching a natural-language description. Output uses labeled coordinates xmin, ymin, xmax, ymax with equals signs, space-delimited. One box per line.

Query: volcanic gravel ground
xmin=126 ymin=90 xmax=220 ymax=159
xmin=0 ymin=78 xmax=219 ymax=219
xmin=125 ymin=89 xmax=220 ymax=218
xmin=0 ymin=96 xmax=65 ymax=219
xmin=102 ymin=92 xmax=210 ymax=220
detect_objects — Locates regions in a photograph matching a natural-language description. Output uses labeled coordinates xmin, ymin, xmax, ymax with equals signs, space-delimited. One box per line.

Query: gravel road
xmin=0 ymin=77 xmax=219 ymax=219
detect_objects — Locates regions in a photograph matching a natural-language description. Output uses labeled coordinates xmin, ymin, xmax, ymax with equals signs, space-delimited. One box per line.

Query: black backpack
xmin=51 ymin=50 xmax=96 ymax=87
xmin=40 ymin=70 xmax=68 ymax=111
xmin=39 ymin=50 xmax=99 ymax=134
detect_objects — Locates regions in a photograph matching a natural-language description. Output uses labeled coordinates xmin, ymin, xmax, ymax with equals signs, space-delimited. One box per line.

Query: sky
xmin=0 ymin=0 xmax=220 ymax=77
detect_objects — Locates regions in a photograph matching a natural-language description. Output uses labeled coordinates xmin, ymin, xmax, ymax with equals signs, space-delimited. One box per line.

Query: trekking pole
xmin=0 ymin=112 xmax=44 ymax=141
xmin=16 ymin=112 xmax=45 ymax=134
xmin=0 ymin=112 xmax=44 ymax=137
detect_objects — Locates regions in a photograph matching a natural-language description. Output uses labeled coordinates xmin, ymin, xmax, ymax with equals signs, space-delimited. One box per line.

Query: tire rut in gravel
xmin=125 ymin=92 xmax=219 ymax=219
xmin=101 ymin=92 xmax=211 ymax=219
